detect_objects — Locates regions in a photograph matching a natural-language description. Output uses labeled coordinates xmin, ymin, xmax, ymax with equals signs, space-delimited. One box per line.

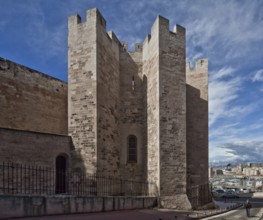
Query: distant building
xmin=209 ymin=168 xmax=224 ymax=177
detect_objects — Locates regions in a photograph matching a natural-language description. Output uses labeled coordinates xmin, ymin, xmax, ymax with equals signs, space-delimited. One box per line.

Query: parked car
xmin=222 ymin=191 xmax=239 ymax=198
xmin=212 ymin=189 xmax=225 ymax=197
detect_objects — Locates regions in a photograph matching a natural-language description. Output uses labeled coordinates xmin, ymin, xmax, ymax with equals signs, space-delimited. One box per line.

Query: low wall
xmin=0 ymin=195 xmax=157 ymax=219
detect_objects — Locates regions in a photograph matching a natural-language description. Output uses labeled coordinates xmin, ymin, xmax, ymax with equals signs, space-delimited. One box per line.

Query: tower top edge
xmin=186 ymin=59 xmax=208 ymax=72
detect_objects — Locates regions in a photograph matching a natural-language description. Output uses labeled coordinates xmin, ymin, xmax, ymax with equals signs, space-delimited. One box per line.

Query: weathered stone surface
xmin=0 ymin=7 xmax=209 ymax=210
xmin=0 ymin=128 xmax=72 ymax=165
xmin=119 ymin=46 xmax=146 ymax=181
xmin=0 ymin=58 xmax=67 ymax=135
xmin=0 ymin=195 xmax=157 ymax=219
xmin=186 ymin=59 xmax=209 ymax=188
xmin=160 ymin=195 xmax=192 ymax=210
xmin=68 ymin=9 xmax=120 ymax=176
xmin=67 ymin=8 xmax=209 ymax=209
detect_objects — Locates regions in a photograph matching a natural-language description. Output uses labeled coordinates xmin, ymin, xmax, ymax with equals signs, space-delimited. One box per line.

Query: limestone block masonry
xmin=68 ymin=8 xmax=209 ymax=209
xmin=68 ymin=10 xmax=120 ymax=176
xmin=0 ymin=128 xmax=72 ymax=166
xmin=0 ymin=7 xmax=209 ymax=210
xmin=0 ymin=58 xmax=67 ymax=135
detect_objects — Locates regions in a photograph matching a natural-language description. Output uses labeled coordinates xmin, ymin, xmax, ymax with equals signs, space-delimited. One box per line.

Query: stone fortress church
xmin=0 ymin=8 xmax=209 ymax=209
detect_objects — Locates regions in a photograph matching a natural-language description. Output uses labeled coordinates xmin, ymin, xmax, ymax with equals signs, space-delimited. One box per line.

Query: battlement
xmin=120 ymin=42 xmax=143 ymax=53
xmin=68 ymin=14 xmax=81 ymax=25
xmin=68 ymin=8 xmax=106 ymax=29
xmin=87 ymin=8 xmax=106 ymax=28
xmin=121 ymin=42 xmax=128 ymax=51
xmin=134 ymin=43 xmax=143 ymax=52
xmin=143 ymin=34 xmax=151 ymax=46
xmin=151 ymin=15 xmax=169 ymax=34
xmin=186 ymin=59 xmax=208 ymax=73
xmin=107 ymin=31 xmax=120 ymax=44
xmin=143 ymin=15 xmax=185 ymax=48
xmin=68 ymin=8 xmax=122 ymax=49
xmin=173 ymin=24 xmax=185 ymax=35
xmin=151 ymin=15 xmax=185 ymax=36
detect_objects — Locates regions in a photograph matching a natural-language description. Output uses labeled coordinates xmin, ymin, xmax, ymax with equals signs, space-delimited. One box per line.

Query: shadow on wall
xmin=186 ymin=84 xmax=209 ymax=206
xmin=118 ymin=50 xmax=149 ymax=184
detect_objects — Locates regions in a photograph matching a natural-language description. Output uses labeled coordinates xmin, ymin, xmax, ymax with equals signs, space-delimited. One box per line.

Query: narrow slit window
xmin=127 ymin=135 xmax=137 ymax=163
xmin=132 ymin=76 xmax=135 ymax=91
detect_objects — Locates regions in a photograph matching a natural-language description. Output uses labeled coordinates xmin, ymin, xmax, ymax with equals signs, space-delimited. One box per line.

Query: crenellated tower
xmin=68 ymin=8 xmax=209 ymax=209
xmin=68 ymin=8 xmax=121 ymax=177
xmin=143 ymin=15 xmax=191 ymax=209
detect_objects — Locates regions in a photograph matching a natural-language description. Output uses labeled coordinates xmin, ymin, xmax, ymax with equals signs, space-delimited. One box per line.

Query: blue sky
xmin=1 ymin=0 xmax=263 ymax=164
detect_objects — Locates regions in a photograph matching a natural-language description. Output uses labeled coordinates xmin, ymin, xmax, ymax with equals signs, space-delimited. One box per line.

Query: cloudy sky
xmin=0 ymin=0 xmax=262 ymax=165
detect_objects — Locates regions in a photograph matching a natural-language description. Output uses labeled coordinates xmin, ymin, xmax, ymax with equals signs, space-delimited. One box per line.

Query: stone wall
xmin=96 ymin=16 xmax=120 ymax=177
xmin=186 ymin=59 xmax=209 ymax=188
xmin=68 ymin=11 xmax=98 ymax=173
xmin=142 ymin=16 xmax=160 ymax=190
xmin=0 ymin=195 xmax=157 ymax=219
xmin=119 ymin=45 xmax=146 ymax=182
xmin=0 ymin=128 xmax=72 ymax=166
xmin=0 ymin=58 xmax=67 ymax=135
xmin=157 ymin=17 xmax=191 ymax=209
xmin=0 ymin=7 xmax=210 ymax=210
xmin=159 ymin=18 xmax=187 ymax=195
xmin=68 ymin=9 xmax=121 ymax=176
xmin=67 ymin=8 xmax=209 ymax=209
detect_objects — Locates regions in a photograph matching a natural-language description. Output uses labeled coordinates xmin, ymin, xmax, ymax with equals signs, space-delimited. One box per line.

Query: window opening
xmin=132 ymin=76 xmax=135 ymax=92
xmin=128 ymin=135 xmax=137 ymax=162
xmin=56 ymin=155 xmax=67 ymax=194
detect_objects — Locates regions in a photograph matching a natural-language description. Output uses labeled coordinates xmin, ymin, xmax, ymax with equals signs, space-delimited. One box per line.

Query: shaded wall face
xmin=119 ymin=49 xmax=147 ymax=182
xmin=0 ymin=128 xmax=72 ymax=196
xmin=96 ymin=26 xmax=120 ymax=177
xmin=0 ymin=58 xmax=67 ymax=135
xmin=186 ymin=60 xmax=208 ymax=187
xmin=0 ymin=128 xmax=72 ymax=166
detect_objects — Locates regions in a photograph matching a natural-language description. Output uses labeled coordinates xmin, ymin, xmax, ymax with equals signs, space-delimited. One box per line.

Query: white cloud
xmin=209 ymin=117 xmax=263 ymax=163
xmin=226 ymin=104 xmax=256 ymax=118
xmin=209 ymin=146 xmax=239 ymax=163
xmin=210 ymin=67 xmax=235 ymax=80
xmin=186 ymin=0 xmax=263 ymax=64
xmin=252 ymin=69 xmax=263 ymax=82
xmin=216 ymin=140 xmax=263 ymax=163
xmin=210 ymin=119 xmax=263 ymax=142
xmin=210 ymin=140 xmax=263 ymax=163
xmin=209 ymin=67 xmax=241 ymax=126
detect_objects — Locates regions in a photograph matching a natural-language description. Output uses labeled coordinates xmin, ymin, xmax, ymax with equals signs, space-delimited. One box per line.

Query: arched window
xmin=55 ymin=155 xmax=67 ymax=194
xmin=127 ymin=135 xmax=137 ymax=163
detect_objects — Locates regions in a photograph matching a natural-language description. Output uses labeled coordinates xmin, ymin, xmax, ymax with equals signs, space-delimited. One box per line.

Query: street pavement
xmin=200 ymin=206 xmax=263 ymax=220
xmin=201 ymin=192 xmax=263 ymax=220
xmin=8 ymin=209 xmax=193 ymax=220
